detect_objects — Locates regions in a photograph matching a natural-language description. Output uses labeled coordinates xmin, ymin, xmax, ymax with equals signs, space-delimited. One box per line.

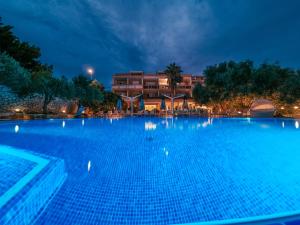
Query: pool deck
xmin=0 ymin=145 xmax=67 ymax=225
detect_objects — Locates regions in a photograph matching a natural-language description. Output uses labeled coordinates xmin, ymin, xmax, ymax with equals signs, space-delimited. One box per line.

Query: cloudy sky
xmin=1 ymin=0 xmax=300 ymax=88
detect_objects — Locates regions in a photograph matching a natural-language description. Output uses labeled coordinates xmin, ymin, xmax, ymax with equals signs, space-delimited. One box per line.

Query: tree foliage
xmin=101 ymin=91 xmax=119 ymax=112
xmin=165 ymin=62 xmax=183 ymax=96
xmin=192 ymin=83 xmax=209 ymax=105
xmin=0 ymin=18 xmax=110 ymax=114
xmin=31 ymin=69 xmax=65 ymax=113
xmin=73 ymin=75 xmax=104 ymax=110
xmin=0 ymin=17 xmax=47 ymax=72
xmin=193 ymin=60 xmax=300 ymax=111
xmin=0 ymin=52 xmax=31 ymax=96
xmin=279 ymin=70 xmax=300 ymax=104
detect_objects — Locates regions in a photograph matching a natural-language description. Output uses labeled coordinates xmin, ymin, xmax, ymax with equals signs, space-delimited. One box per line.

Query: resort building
xmin=112 ymin=71 xmax=205 ymax=111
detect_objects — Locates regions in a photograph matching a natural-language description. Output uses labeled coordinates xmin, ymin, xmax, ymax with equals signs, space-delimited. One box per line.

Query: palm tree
xmin=165 ymin=63 xmax=183 ymax=96
xmin=164 ymin=63 xmax=183 ymax=114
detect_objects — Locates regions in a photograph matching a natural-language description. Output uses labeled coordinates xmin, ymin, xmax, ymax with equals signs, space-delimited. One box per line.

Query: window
xmin=159 ymin=78 xmax=168 ymax=86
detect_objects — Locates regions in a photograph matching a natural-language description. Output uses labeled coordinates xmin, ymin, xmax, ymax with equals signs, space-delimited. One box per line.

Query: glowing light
xmin=87 ymin=67 xmax=94 ymax=76
xmin=280 ymin=107 xmax=285 ymax=110
xmin=145 ymin=122 xmax=157 ymax=130
xmin=237 ymin=111 xmax=242 ymax=114
xmin=202 ymin=122 xmax=208 ymax=128
xmin=62 ymin=121 xmax=65 ymax=128
xmin=163 ymin=147 xmax=169 ymax=156
xmin=294 ymin=106 xmax=299 ymax=109
xmin=62 ymin=110 xmax=66 ymax=113
xmin=158 ymin=78 xmax=168 ymax=86
xmin=88 ymin=160 xmax=91 ymax=172
xmin=82 ymin=119 xmax=85 ymax=126
xmin=15 ymin=108 xmax=20 ymax=112
xmin=14 ymin=125 xmax=19 ymax=133
xmin=282 ymin=122 xmax=285 ymax=128
xmin=295 ymin=121 xmax=299 ymax=129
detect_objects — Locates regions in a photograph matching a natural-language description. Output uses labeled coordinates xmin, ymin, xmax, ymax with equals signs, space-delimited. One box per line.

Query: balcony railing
xmin=177 ymin=85 xmax=192 ymax=89
xmin=112 ymin=84 xmax=143 ymax=89
xmin=144 ymin=85 xmax=159 ymax=89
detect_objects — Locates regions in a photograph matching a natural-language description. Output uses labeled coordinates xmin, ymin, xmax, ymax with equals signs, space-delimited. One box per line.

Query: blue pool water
xmin=0 ymin=152 xmax=37 ymax=196
xmin=1 ymin=117 xmax=300 ymax=224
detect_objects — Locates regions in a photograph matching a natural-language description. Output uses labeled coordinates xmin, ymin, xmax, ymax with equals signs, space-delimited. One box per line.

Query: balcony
xmin=112 ymin=84 xmax=143 ymax=89
xmin=177 ymin=85 xmax=192 ymax=90
xmin=144 ymin=85 xmax=159 ymax=89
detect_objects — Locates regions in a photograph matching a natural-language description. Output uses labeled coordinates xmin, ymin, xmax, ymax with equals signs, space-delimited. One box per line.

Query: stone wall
xmin=0 ymin=84 xmax=78 ymax=114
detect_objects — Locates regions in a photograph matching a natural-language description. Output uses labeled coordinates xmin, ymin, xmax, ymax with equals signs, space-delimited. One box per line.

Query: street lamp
xmin=86 ymin=67 xmax=94 ymax=80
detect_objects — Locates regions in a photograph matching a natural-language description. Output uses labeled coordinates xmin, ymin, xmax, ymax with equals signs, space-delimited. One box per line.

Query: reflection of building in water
xmin=112 ymin=71 xmax=205 ymax=111
xmin=145 ymin=122 xmax=157 ymax=130
xmin=197 ymin=118 xmax=213 ymax=128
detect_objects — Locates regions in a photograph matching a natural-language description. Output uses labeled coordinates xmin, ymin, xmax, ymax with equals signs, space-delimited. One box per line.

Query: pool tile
xmin=0 ymin=145 xmax=67 ymax=225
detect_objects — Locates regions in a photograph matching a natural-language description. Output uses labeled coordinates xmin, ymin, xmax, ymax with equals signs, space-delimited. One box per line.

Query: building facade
xmin=112 ymin=71 xmax=205 ymax=111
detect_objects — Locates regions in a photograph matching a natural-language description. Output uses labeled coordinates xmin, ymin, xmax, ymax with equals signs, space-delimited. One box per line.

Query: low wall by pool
xmin=0 ymin=145 xmax=67 ymax=225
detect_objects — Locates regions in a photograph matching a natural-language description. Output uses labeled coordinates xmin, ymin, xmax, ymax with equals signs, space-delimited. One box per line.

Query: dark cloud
xmin=1 ymin=0 xmax=300 ymax=88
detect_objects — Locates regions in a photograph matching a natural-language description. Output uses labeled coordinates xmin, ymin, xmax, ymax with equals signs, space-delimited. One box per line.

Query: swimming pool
xmin=1 ymin=117 xmax=300 ymax=224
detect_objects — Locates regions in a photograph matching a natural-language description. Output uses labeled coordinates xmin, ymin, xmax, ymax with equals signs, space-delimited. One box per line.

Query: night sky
xmin=1 ymin=0 xmax=300 ymax=88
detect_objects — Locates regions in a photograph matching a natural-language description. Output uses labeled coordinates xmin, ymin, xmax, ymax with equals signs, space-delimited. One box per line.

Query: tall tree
xmin=165 ymin=62 xmax=183 ymax=97
xmin=192 ymin=83 xmax=209 ymax=105
xmin=73 ymin=75 xmax=104 ymax=110
xmin=31 ymin=69 xmax=64 ymax=114
xmin=164 ymin=63 xmax=183 ymax=113
xmin=101 ymin=91 xmax=119 ymax=112
xmin=0 ymin=17 xmax=44 ymax=72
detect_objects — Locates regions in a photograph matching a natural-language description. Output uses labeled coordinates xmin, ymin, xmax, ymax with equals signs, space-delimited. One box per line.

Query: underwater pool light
xmin=14 ymin=125 xmax=19 ymax=133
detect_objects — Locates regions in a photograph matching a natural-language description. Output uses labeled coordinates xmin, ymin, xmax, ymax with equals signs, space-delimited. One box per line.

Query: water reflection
xmin=295 ymin=121 xmax=299 ymax=129
xmin=82 ymin=119 xmax=85 ymax=126
xmin=196 ymin=118 xmax=213 ymax=128
xmin=14 ymin=125 xmax=19 ymax=133
xmin=163 ymin=147 xmax=169 ymax=156
xmin=145 ymin=122 xmax=157 ymax=130
xmin=88 ymin=160 xmax=91 ymax=172
xmin=62 ymin=121 xmax=66 ymax=128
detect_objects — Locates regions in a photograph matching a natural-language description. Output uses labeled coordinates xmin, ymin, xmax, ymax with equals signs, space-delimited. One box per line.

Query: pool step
xmin=0 ymin=145 xmax=67 ymax=225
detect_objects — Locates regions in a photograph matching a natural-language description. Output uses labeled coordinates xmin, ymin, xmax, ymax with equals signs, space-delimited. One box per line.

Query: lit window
xmin=159 ymin=78 xmax=168 ymax=86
